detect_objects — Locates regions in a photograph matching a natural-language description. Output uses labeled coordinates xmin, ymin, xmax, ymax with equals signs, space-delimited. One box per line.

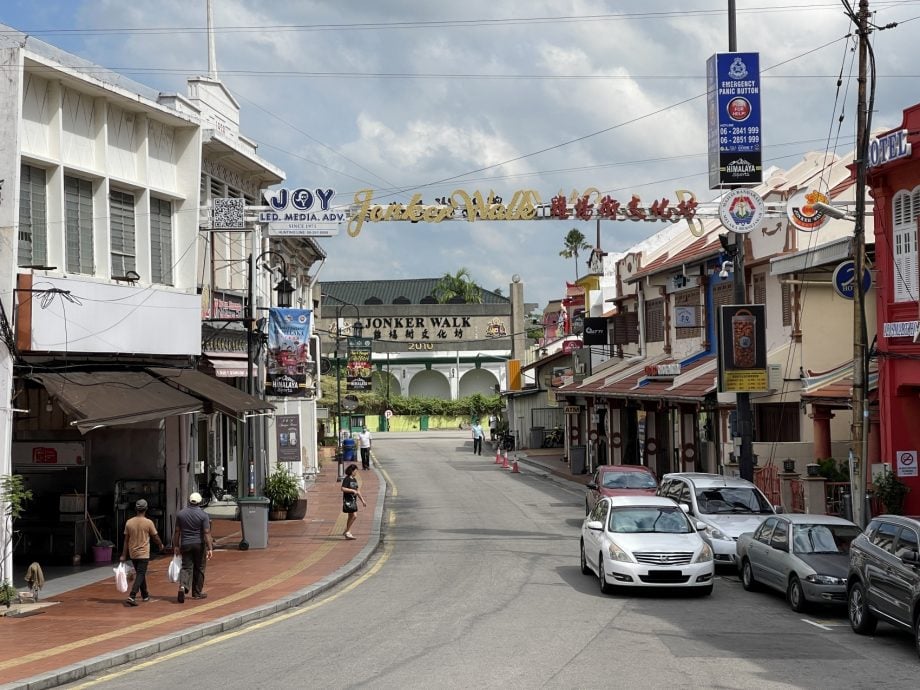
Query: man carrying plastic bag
xmin=119 ymin=498 xmax=166 ymax=606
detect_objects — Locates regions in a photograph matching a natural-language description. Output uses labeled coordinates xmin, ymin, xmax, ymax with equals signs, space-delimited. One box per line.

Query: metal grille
xmin=633 ymin=551 xmax=693 ymax=566
xmin=64 ymin=176 xmax=94 ymax=274
xmin=109 ymin=189 xmax=136 ymax=276
xmin=150 ymin=198 xmax=173 ymax=285
xmin=532 ymin=407 xmax=563 ymax=430
xmin=18 ymin=164 xmax=47 ymax=267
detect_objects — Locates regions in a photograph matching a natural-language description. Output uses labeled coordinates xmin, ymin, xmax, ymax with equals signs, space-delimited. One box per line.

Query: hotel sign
xmin=869 ymin=130 xmax=911 ymax=169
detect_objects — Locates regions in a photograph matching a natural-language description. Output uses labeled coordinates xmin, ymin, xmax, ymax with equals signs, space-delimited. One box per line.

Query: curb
xmin=8 ymin=473 xmax=389 ymax=690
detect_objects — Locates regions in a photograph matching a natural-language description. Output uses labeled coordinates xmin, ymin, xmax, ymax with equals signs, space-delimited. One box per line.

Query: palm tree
xmin=559 ymin=228 xmax=591 ymax=281
xmin=433 ymin=268 xmax=483 ymax=304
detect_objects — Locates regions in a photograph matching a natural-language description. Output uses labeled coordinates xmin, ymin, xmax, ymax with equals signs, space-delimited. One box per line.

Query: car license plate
xmin=645 ymin=570 xmax=684 ymax=582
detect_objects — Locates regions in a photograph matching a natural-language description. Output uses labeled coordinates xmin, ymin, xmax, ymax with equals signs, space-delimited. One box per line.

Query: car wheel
xmin=787 ymin=576 xmax=807 ymax=612
xmin=598 ymin=553 xmax=613 ymax=595
xmin=848 ymin=582 xmax=878 ymax=635
xmin=580 ymin=540 xmax=591 ymax=575
xmin=741 ymin=559 xmax=759 ymax=592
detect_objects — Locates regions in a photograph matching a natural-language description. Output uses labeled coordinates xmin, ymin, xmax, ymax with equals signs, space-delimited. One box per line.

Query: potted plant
xmin=1 ymin=474 xmax=32 ymax=599
xmin=0 ymin=581 xmax=17 ymax=608
xmin=264 ymin=466 xmax=299 ymax=520
xmin=874 ymin=468 xmax=910 ymax=515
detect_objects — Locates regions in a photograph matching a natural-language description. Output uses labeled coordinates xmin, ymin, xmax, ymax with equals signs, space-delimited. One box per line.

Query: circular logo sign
xmin=342 ymin=394 xmax=359 ymax=411
xmin=384 ymin=409 xmax=394 ymax=419
xmin=831 ymin=260 xmax=872 ymax=300
xmin=787 ymin=188 xmax=831 ymax=232
xmin=727 ymin=97 xmax=752 ymax=122
xmin=718 ymin=189 xmax=765 ymax=234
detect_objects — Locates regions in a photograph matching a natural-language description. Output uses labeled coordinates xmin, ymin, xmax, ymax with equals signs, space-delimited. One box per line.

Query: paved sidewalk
xmin=504 ymin=445 xmax=592 ymax=486
xmin=0 ymin=458 xmax=384 ymax=690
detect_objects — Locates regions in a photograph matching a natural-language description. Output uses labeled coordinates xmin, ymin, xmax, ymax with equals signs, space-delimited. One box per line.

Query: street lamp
xmin=323 ymin=294 xmax=362 ymax=481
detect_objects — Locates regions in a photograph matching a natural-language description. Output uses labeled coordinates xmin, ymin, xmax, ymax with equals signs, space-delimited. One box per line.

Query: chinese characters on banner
xmin=266 ymin=308 xmax=314 ymax=397
xmin=346 ymin=337 xmax=373 ymax=391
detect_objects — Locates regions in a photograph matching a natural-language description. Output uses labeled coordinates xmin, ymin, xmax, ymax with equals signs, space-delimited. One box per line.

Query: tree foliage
xmin=559 ymin=228 xmax=591 ymax=281
xmin=432 ymin=268 xmax=483 ymax=304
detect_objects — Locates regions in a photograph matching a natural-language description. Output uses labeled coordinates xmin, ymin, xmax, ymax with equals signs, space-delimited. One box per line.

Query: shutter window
xmin=612 ymin=314 xmax=627 ymax=345
xmin=781 ymin=281 xmax=792 ymax=326
xmin=892 ymin=189 xmax=919 ymax=303
xmin=18 ymin=164 xmax=47 ymax=267
xmin=753 ymin=272 xmax=766 ymax=305
xmin=65 ymin=176 xmax=94 ymax=274
xmin=150 ymin=198 xmax=173 ymax=285
xmin=109 ymin=190 xmax=136 ymax=276
xmin=625 ymin=311 xmax=640 ymax=343
xmin=645 ymin=298 xmax=665 ymax=342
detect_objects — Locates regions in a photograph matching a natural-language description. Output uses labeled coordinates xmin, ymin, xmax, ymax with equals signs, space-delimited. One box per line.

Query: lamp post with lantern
xmin=322 ymin=294 xmax=362 ymax=481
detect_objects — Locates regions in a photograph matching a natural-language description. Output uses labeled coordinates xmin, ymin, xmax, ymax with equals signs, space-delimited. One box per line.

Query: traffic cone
xmin=501 ymin=450 xmax=509 ymax=469
xmin=494 ymin=447 xmax=502 ymax=464
xmin=511 ymin=459 xmax=520 ymax=473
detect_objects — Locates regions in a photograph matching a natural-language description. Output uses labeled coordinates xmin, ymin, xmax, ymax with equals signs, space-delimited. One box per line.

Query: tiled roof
xmin=801 ymin=361 xmax=878 ymax=405
xmin=320 ymin=279 xmax=509 ymax=307
xmin=628 ymin=236 xmax=720 ymax=282
xmin=568 ymin=353 xmax=717 ymax=402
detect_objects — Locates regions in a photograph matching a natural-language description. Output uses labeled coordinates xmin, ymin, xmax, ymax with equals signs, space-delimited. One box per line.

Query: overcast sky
xmin=2 ymin=1 xmax=919 ymax=307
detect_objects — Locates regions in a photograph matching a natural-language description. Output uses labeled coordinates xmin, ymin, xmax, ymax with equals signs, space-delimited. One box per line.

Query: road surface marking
xmin=801 ymin=619 xmax=834 ymax=631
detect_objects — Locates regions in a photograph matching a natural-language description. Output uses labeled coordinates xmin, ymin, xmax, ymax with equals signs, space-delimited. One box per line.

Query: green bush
xmin=874 ymin=469 xmax=910 ymax=515
xmin=263 ymin=466 xmax=300 ymax=510
xmin=816 ymin=458 xmax=849 ymax=482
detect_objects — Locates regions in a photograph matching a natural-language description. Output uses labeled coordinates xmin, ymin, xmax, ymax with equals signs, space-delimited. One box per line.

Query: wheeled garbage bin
xmin=569 ymin=445 xmax=587 ymax=475
xmin=238 ymin=496 xmax=270 ymax=550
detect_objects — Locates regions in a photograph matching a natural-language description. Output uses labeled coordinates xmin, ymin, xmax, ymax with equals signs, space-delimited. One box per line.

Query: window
xmin=781 ymin=281 xmax=792 ymax=327
xmin=892 ymin=187 xmax=920 ymax=302
xmin=713 ymin=281 xmax=734 ymax=310
xmin=895 ymin=527 xmax=919 ymax=559
xmin=109 ymin=190 xmax=136 ymax=276
xmin=753 ymin=272 xmax=766 ymax=305
xmin=645 ymin=298 xmax=664 ymax=342
xmin=770 ymin=522 xmax=790 ymax=551
xmin=674 ymin=290 xmax=701 ymax=340
xmin=18 ymin=164 xmax=47 ymax=267
xmin=65 ymin=176 xmax=94 ymax=274
xmin=870 ymin=521 xmax=898 ymax=553
xmin=612 ymin=310 xmax=640 ymax=345
xmin=150 ymin=198 xmax=173 ymax=285
xmin=755 ymin=403 xmax=800 ymax=442
xmin=755 ymin=518 xmax=777 ymax=544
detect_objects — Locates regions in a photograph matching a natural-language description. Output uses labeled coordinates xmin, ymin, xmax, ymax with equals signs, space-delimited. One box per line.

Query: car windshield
xmin=608 ymin=507 xmax=693 ymax=534
xmin=792 ymin=524 xmax=862 ymax=554
xmin=602 ymin=471 xmax=656 ymax=490
xmin=695 ymin=487 xmax=772 ymax=514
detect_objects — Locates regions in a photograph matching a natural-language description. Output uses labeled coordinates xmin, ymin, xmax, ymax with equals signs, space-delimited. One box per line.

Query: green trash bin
xmin=237 ymin=496 xmax=270 ymax=549
xmin=420 ymin=414 xmax=429 ymax=431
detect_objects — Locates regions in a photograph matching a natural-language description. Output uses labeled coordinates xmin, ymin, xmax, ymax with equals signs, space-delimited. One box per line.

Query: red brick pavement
xmin=0 ymin=459 xmax=382 ymax=688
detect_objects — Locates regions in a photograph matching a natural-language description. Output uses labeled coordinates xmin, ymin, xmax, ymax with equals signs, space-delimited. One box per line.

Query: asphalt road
xmin=70 ymin=432 xmax=919 ymax=689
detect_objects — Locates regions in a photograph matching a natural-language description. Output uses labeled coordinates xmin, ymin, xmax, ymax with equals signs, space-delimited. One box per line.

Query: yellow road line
xmin=373 ymin=451 xmax=397 ymax=496
xmin=71 ymin=511 xmax=397 ymax=688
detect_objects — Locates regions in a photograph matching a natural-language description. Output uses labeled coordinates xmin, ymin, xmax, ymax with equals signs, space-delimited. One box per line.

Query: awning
xmin=800 ymin=360 xmax=879 ymax=407
xmin=148 ymin=367 xmax=274 ymax=419
xmin=205 ymin=358 xmax=253 ymax=378
xmin=29 ymin=371 xmax=203 ymax=434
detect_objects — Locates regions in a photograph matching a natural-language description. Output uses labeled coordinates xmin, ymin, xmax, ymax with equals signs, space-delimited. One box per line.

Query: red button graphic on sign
xmin=727 ymin=97 xmax=751 ymax=122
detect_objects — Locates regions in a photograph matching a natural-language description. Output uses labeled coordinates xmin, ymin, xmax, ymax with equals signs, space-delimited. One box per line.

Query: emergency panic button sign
xmin=897 ymin=450 xmax=918 ymax=478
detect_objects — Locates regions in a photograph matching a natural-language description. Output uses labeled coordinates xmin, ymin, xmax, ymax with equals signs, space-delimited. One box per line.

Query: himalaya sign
xmin=261 ymin=187 xmax=345 ymax=237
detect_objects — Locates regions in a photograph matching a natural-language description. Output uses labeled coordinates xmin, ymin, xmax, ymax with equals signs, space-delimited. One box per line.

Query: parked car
xmin=585 ymin=465 xmax=658 ymax=514
xmin=657 ymin=473 xmax=775 ymax=567
xmin=580 ymin=495 xmax=714 ymax=595
xmin=736 ymin=514 xmax=861 ymax=611
xmin=847 ymin=515 xmax=920 ymax=656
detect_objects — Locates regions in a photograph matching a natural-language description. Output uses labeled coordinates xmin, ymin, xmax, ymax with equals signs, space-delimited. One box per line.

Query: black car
xmin=847 ymin=515 xmax=920 ymax=656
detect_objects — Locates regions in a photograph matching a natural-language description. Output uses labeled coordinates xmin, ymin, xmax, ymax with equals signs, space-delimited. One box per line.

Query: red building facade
xmin=869 ymin=102 xmax=920 ymax=513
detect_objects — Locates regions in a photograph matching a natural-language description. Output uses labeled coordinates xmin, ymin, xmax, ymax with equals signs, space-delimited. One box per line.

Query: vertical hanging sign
xmin=266 ymin=308 xmax=314 ymax=397
xmin=707 ymin=52 xmax=763 ymax=188
xmin=346 ymin=337 xmax=373 ymax=391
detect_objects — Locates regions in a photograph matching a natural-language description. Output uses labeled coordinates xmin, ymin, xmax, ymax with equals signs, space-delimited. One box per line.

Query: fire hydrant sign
xmin=897 ymin=450 xmax=918 ymax=477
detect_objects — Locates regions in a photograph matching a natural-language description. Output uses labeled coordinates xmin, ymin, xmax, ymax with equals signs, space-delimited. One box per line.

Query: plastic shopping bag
xmin=125 ymin=562 xmax=136 ymax=583
xmin=113 ymin=562 xmax=128 ymax=593
xmin=167 ymin=555 xmax=181 ymax=583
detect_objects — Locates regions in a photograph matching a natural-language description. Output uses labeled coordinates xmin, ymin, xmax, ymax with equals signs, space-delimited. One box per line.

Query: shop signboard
xmin=275 ymin=414 xmax=302 ymax=463
xmin=583 ymin=318 xmax=608 ymax=345
xmin=832 ymin=260 xmax=873 ymax=300
xmin=266 ymin=308 xmax=315 ymax=397
xmin=718 ymin=304 xmax=768 ymax=392
xmin=707 ymin=52 xmax=762 ymax=187
xmin=261 ymin=187 xmax=344 ymax=237
xmin=346 ymin=337 xmax=373 ymax=391
xmin=12 ymin=441 xmax=86 ymax=467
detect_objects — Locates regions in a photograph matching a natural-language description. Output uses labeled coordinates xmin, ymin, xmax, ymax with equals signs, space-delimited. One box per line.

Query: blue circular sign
xmin=832 ymin=261 xmax=872 ymax=300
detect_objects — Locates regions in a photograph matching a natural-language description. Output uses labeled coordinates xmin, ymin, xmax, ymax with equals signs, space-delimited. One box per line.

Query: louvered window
xmin=674 ymin=290 xmax=701 ymax=340
xmin=892 ymin=188 xmax=919 ymax=303
xmin=753 ymin=272 xmax=766 ymax=305
xmin=645 ymin=298 xmax=665 ymax=342
xmin=624 ymin=311 xmax=639 ymax=343
xmin=612 ymin=310 xmax=640 ymax=345
xmin=781 ymin=281 xmax=792 ymax=326
xmin=18 ymin=164 xmax=47 ymax=267
xmin=65 ymin=176 xmax=94 ymax=274
xmin=150 ymin=198 xmax=173 ymax=285
xmin=110 ymin=190 xmax=136 ymax=276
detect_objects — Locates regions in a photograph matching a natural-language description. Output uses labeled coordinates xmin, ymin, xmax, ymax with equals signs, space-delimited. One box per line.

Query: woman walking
xmin=341 ymin=464 xmax=367 ymax=539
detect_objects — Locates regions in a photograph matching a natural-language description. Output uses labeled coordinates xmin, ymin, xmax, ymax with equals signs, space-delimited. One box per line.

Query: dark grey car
xmin=847 ymin=515 xmax=920 ymax=657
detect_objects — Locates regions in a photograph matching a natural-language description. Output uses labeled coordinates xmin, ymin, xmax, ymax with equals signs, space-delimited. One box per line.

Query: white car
xmin=580 ymin=495 xmax=715 ymax=595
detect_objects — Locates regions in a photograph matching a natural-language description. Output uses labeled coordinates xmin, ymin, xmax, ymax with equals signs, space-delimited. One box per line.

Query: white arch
xmin=408 ymin=369 xmax=450 ymax=399
xmin=458 ymin=368 xmax=499 ymax=397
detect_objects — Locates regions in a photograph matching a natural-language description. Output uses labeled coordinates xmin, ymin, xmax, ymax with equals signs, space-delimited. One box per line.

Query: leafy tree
xmin=559 ymin=228 xmax=591 ymax=281
xmin=433 ymin=268 xmax=483 ymax=304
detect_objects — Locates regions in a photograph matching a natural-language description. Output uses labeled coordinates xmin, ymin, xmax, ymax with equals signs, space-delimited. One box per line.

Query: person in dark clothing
xmin=120 ymin=499 xmax=165 ymax=606
xmin=341 ymin=464 xmax=366 ymax=539
xmin=174 ymin=492 xmax=213 ymax=603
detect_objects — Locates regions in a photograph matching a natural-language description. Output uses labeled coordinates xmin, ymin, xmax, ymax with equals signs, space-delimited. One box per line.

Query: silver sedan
xmin=736 ymin=513 xmax=861 ymax=611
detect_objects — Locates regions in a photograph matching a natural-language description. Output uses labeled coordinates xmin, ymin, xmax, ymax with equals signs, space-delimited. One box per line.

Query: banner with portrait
xmin=266 ymin=308 xmax=315 ymax=397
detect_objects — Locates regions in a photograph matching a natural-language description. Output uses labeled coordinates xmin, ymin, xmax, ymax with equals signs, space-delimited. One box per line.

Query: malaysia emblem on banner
xmin=266 ymin=308 xmax=314 ymax=397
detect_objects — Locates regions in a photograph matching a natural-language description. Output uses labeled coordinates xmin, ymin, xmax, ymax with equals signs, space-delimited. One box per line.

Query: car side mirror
xmin=585 ymin=520 xmax=604 ymax=531
xmin=587 ymin=482 xmax=597 ymax=490
xmin=679 ymin=503 xmax=691 ymax=514
xmin=901 ymin=550 xmax=920 ymax=567
xmin=773 ymin=505 xmax=785 ymax=514
xmin=695 ymin=521 xmax=707 ymax=532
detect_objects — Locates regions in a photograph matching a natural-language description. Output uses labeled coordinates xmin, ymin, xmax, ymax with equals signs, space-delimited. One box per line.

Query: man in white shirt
xmin=471 ymin=421 xmax=485 ymax=455
xmin=358 ymin=426 xmax=372 ymax=470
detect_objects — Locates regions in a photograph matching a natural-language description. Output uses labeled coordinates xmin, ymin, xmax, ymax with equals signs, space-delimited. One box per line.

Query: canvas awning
xmin=148 ymin=368 xmax=274 ymax=419
xmin=29 ymin=371 xmax=203 ymax=434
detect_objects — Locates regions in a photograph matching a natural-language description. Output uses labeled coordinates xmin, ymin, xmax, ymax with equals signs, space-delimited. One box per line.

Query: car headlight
xmin=805 ymin=574 xmax=846 ymax=586
xmin=607 ymin=540 xmax=634 ymax=563
xmin=692 ymin=542 xmax=713 ymax=563
xmin=705 ymin=526 xmax=733 ymax=541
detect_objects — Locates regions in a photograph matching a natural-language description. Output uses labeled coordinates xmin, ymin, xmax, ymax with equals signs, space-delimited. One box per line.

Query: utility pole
xmin=727 ymin=0 xmax=755 ymax=481
xmin=850 ymin=0 xmax=871 ymax=527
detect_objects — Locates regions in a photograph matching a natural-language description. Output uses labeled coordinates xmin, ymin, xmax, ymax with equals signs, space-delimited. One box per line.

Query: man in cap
xmin=120 ymin=498 xmax=165 ymax=606
xmin=174 ymin=492 xmax=213 ymax=603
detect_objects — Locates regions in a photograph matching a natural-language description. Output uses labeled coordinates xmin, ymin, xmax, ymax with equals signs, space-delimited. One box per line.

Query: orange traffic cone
xmin=501 ymin=450 xmax=510 ymax=469
xmin=494 ymin=447 xmax=502 ymax=464
xmin=511 ymin=459 xmax=520 ymax=473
